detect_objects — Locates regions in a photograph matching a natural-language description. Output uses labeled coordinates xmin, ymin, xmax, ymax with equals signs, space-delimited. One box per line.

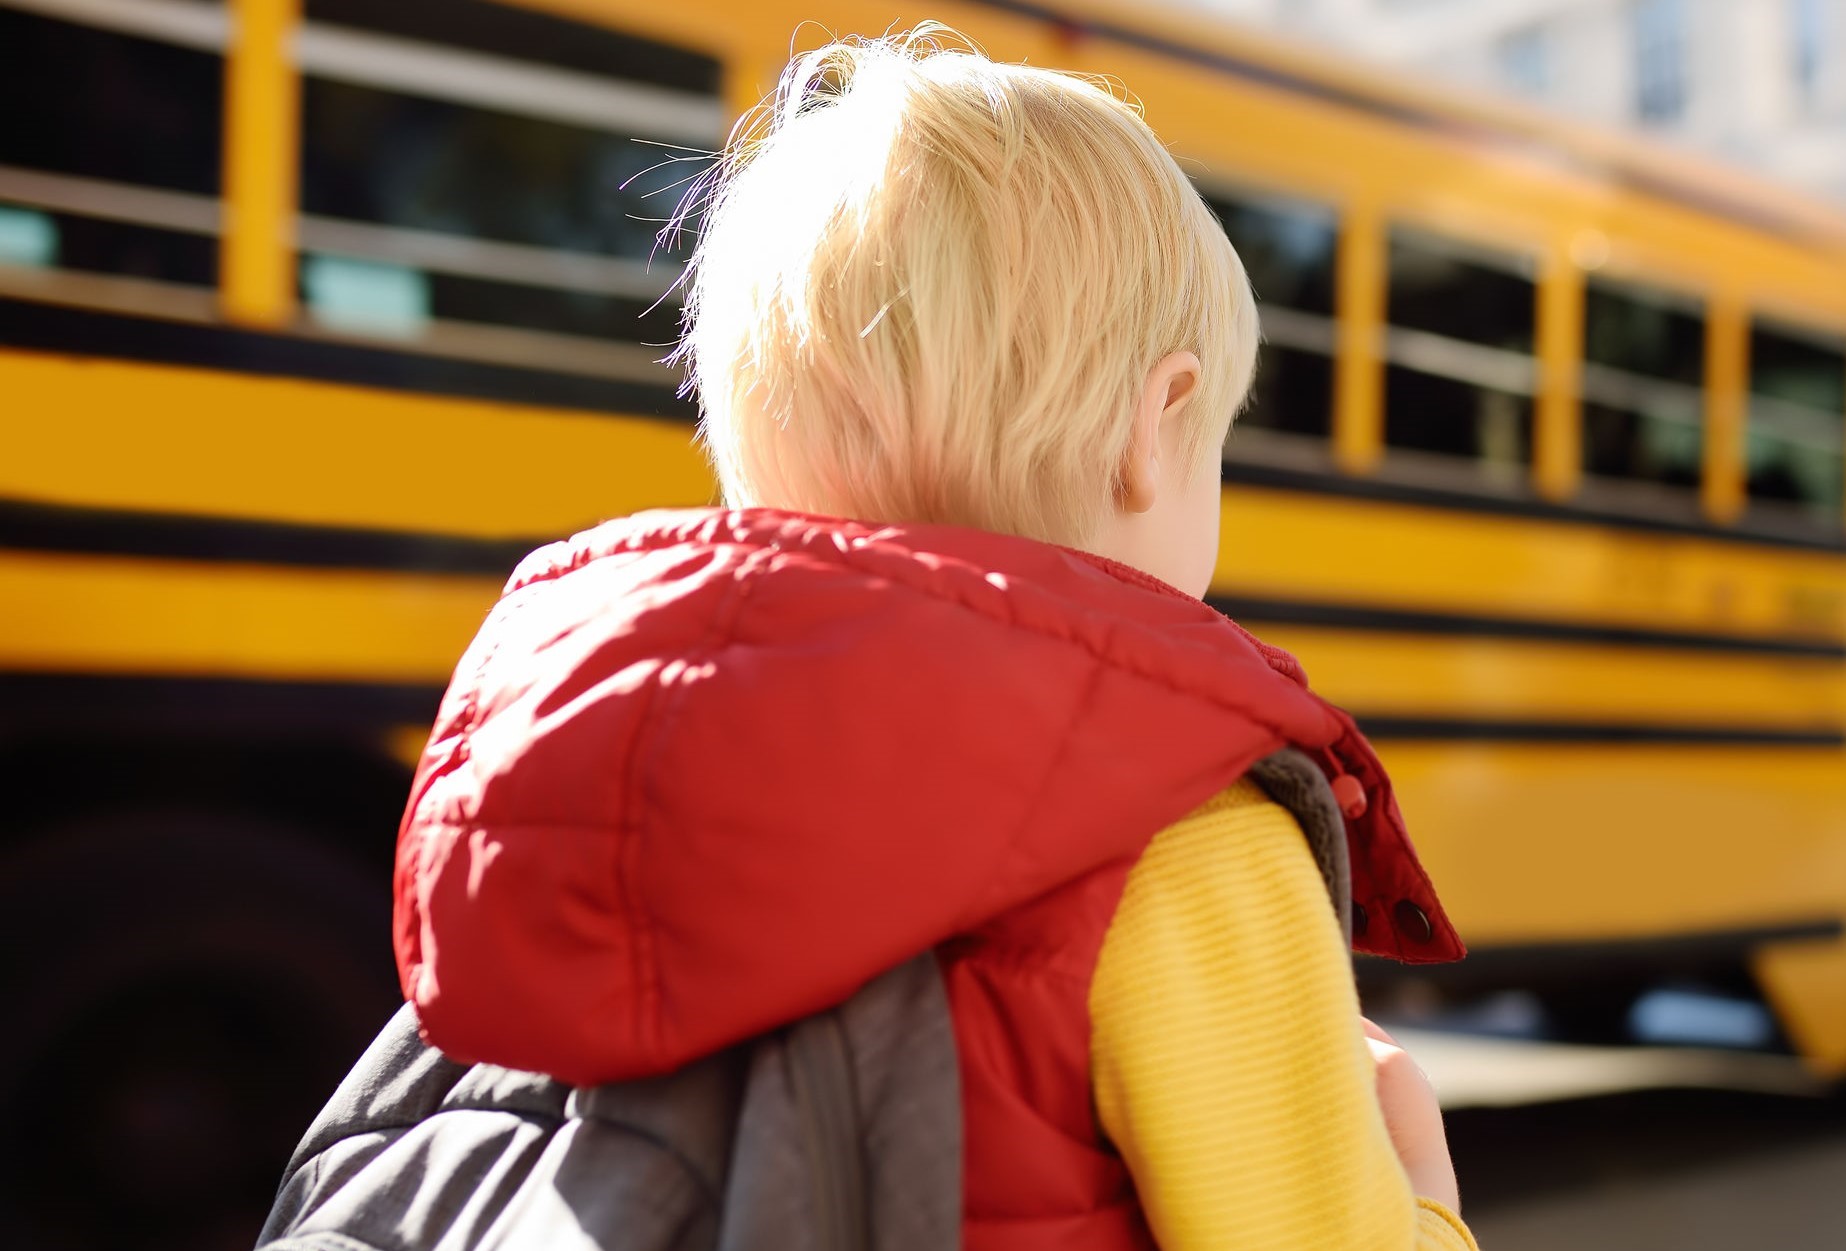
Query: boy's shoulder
xmin=1160 ymin=751 xmax=1353 ymax=945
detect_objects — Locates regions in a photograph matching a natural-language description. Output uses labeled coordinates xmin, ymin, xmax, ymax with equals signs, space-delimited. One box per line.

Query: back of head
xmin=673 ymin=27 xmax=1258 ymax=546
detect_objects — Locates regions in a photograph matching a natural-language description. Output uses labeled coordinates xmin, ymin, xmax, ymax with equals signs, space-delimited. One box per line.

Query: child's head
xmin=673 ymin=27 xmax=1258 ymax=595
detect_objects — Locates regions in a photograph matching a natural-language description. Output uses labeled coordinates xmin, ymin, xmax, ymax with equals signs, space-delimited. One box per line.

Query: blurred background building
xmin=1190 ymin=0 xmax=1846 ymax=201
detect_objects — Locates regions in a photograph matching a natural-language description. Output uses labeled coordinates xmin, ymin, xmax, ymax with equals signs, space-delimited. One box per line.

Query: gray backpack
xmin=256 ymin=954 xmax=961 ymax=1251
xmin=256 ymin=750 xmax=1349 ymax=1251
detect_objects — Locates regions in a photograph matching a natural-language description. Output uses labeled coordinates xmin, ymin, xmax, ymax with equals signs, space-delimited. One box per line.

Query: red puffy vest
xmin=394 ymin=509 xmax=1460 ymax=1249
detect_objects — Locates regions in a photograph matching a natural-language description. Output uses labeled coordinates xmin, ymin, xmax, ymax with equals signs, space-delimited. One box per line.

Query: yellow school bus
xmin=3 ymin=0 xmax=1846 ymax=1241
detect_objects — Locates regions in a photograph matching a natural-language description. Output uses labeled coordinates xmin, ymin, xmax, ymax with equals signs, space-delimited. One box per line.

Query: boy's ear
xmin=1118 ymin=351 xmax=1203 ymax=515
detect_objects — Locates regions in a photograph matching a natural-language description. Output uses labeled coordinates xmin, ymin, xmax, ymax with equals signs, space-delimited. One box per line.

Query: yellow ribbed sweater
xmin=1090 ymin=780 xmax=1478 ymax=1250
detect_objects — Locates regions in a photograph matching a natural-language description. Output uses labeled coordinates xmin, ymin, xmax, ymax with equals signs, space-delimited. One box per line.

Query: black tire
xmin=0 ymin=810 xmax=401 ymax=1251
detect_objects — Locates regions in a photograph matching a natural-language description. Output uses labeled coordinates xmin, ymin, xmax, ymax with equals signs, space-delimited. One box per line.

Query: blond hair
xmin=671 ymin=28 xmax=1258 ymax=545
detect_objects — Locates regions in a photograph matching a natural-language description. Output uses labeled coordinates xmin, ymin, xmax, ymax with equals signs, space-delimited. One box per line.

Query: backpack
xmin=256 ymin=750 xmax=1349 ymax=1251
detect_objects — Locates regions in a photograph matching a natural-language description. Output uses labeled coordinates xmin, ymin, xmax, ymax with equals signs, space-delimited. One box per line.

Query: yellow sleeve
xmin=1090 ymin=780 xmax=1479 ymax=1251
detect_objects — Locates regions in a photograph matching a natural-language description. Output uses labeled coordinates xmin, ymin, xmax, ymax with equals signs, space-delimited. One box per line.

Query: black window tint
xmin=0 ymin=9 xmax=222 ymax=195
xmin=1204 ymin=192 xmax=1336 ymax=447
xmin=1204 ymin=194 xmax=1336 ymax=315
xmin=1752 ymin=322 xmax=1846 ymax=412
xmin=1747 ymin=429 xmax=1843 ymax=519
xmin=0 ymin=207 xmax=217 ymax=286
xmin=1236 ymin=345 xmax=1332 ymax=439
xmin=1387 ymin=232 xmax=1534 ymax=352
xmin=1584 ymin=280 xmax=1704 ymax=385
xmin=1748 ymin=320 xmax=1845 ymax=522
xmin=305 ymin=0 xmax=721 ymax=95
xmin=1582 ymin=402 xmax=1700 ymax=489
xmin=1382 ymin=230 xmax=1534 ymax=477
xmin=294 ymin=260 xmax=688 ymax=344
xmin=1579 ymin=278 xmax=1705 ymax=497
xmin=301 ymin=79 xmax=697 ymax=263
xmin=1385 ymin=368 xmax=1532 ymax=473
xmin=428 ymin=273 xmax=680 ymax=343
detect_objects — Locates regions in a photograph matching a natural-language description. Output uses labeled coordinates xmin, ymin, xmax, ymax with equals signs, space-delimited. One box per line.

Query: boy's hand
xmin=1361 ymin=1017 xmax=1461 ymax=1214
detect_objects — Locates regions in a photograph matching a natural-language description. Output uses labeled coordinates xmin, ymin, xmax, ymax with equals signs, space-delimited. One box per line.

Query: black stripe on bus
xmin=1358 ymin=717 xmax=1845 ymax=747
xmin=4 ymin=671 xmax=1839 ymax=748
xmin=1357 ymin=919 xmax=1845 ymax=989
xmin=976 ymin=1 xmax=1837 ymax=246
xmin=1224 ymin=459 xmax=1846 ymax=554
xmin=1208 ymin=595 xmax=1846 ymax=659
xmin=0 ymin=297 xmax=695 ymax=420
xmin=0 ymin=672 xmax=444 ymax=733
xmin=7 ymin=495 xmax=1843 ymax=662
xmin=0 ymin=496 xmax=541 ymax=577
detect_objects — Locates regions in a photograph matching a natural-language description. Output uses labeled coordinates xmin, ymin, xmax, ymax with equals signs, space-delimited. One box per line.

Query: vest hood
xmin=394 ymin=508 xmax=1461 ymax=1086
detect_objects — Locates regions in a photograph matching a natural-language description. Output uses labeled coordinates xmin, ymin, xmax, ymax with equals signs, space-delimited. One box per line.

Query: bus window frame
xmin=1741 ymin=306 xmax=1846 ymax=536
xmin=1369 ymin=218 xmax=1544 ymax=496
xmin=1194 ymin=174 xmax=1342 ymax=470
xmin=287 ymin=6 xmax=725 ymax=337
xmin=0 ymin=0 xmax=228 ymax=52
xmin=0 ymin=0 xmax=725 ymax=389
xmin=1569 ymin=265 xmax=1711 ymax=525
xmin=222 ymin=0 xmax=296 ymax=326
xmin=0 ymin=0 xmax=229 ymax=302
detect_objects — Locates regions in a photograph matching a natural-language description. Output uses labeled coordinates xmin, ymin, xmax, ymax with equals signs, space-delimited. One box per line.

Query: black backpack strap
xmin=1248 ymin=748 xmax=1355 ymax=947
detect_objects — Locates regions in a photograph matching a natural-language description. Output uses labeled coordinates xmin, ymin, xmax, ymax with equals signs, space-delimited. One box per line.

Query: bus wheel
xmin=0 ymin=811 xmax=401 ymax=1251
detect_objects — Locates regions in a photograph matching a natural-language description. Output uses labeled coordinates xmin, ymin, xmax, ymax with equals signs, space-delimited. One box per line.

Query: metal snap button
xmin=1393 ymin=900 xmax=1433 ymax=944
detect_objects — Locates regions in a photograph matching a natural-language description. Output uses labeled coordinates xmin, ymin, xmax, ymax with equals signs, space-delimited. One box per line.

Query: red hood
xmin=394 ymin=508 xmax=1461 ymax=1085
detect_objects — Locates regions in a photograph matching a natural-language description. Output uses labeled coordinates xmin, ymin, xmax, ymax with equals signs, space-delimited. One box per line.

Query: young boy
xmin=393 ymin=29 xmax=1474 ymax=1251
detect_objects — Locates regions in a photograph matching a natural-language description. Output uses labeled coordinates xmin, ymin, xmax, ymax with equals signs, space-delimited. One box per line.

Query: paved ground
xmin=1400 ymin=1032 xmax=1846 ymax=1250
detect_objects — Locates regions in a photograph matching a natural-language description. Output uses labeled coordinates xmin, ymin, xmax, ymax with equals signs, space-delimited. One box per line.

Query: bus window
xmin=1382 ymin=229 xmax=1538 ymax=486
xmin=304 ymin=0 xmax=721 ymax=94
xmin=0 ymin=205 xmax=57 ymax=268
xmin=1748 ymin=320 xmax=1845 ymax=526
xmin=0 ymin=3 xmax=222 ymax=290
xmin=1205 ymin=191 xmax=1337 ymax=452
xmin=1579 ymin=278 xmax=1705 ymax=503
xmin=294 ymin=3 xmax=724 ymax=375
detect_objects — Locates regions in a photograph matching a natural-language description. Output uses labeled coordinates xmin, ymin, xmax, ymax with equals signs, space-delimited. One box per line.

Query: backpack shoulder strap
xmin=720 ymin=953 xmax=962 ymax=1251
xmin=836 ymin=953 xmax=962 ymax=1251
xmin=1247 ymin=748 xmax=1355 ymax=947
